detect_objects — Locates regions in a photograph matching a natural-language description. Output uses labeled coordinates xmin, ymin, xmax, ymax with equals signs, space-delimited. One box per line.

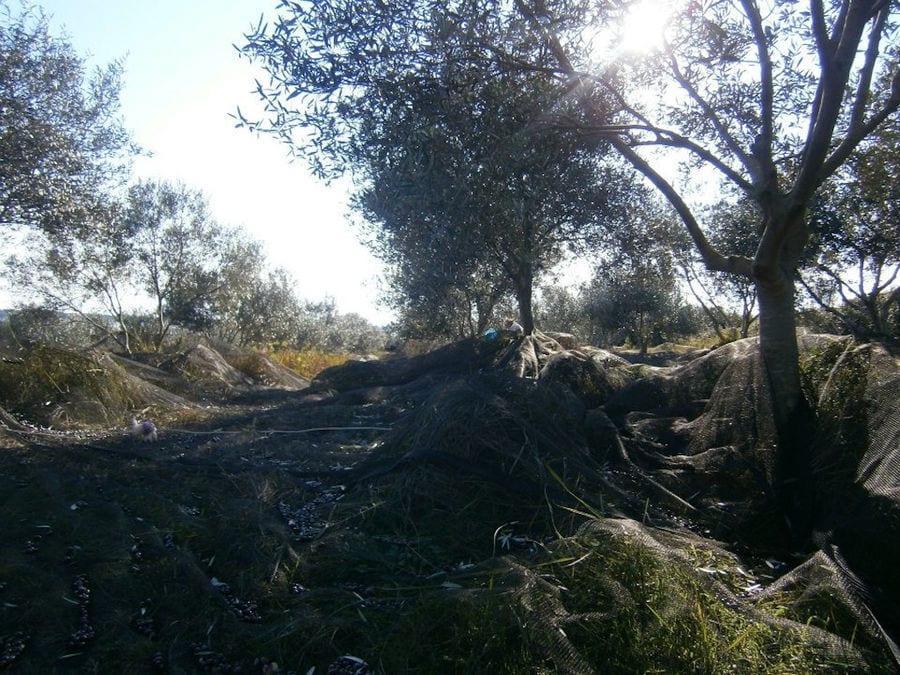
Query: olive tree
xmin=237 ymin=0 xmax=900 ymax=518
xmin=5 ymin=197 xmax=138 ymax=351
xmin=517 ymin=0 xmax=900 ymax=434
xmin=0 ymin=2 xmax=134 ymax=236
xmin=0 ymin=1 xmax=135 ymax=351
xmin=238 ymin=2 xmax=633 ymax=335
xmin=125 ymin=180 xmax=229 ymax=350
xmin=585 ymin=194 xmax=688 ymax=352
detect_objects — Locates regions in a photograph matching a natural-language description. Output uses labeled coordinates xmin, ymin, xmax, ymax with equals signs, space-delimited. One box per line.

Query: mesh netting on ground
xmin=339 ymin=332 xmax=900 ymax=670
xmin=5 ymin=332 xmax=895 ymax=671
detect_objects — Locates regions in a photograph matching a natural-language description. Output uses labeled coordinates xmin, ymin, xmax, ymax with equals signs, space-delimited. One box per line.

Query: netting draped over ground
xmin=4 ymin=330 xmax=897 ymax=671
xmin=318 ymin=330 xmax=900 ymax=669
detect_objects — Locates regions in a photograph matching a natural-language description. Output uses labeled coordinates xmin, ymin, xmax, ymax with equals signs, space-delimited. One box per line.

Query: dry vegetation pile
xmin=0 ymin=332 xmax=897 ymax=672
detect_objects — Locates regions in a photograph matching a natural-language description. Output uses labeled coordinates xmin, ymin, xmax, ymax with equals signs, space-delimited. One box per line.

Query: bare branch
xmin=796 ymin=0 xmax=880 ymax=201
xmin=878 ymin=263 xmax=900 ymax=293
xmin=666 ymin=51 xmax=754 ymax=176
xmin=820 ymin=68 xmax=900 ymax=181
xmin=636 ymin=129 xmax=754 ymax=192
xmin=848 ymin=5 xmax=889 ymax=131
xmin=810 ymin=0 xmax=831 ymax=65
xmin=738 ymin=0 xmax=774 ymax=175
xmin=607 ymin=136 xmax=753 ymax=277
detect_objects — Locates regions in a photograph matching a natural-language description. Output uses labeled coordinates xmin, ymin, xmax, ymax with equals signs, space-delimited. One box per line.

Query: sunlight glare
xmin=618 ymin=0 xmax=672 ymax=55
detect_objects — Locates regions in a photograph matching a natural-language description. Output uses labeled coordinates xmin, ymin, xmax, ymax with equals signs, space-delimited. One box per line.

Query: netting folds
xmin=325 ymin=332 xmax=900 ymax=669
xmin=820 ymin=342 xmax=900 ymax=661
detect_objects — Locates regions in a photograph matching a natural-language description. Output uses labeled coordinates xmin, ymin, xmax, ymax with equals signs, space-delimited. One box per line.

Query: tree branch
xmin=539 ymin=117 xmax=755 ymax=193
xmin=795 ymin=0 xmax=878 ymax=201
xmin=797 ymin=273 xmax=864 ymax=334
xmin=679 ymin=261 xmax=728 ymax=342
xmin=666 ymin=51 xmax=754 ymax=176
xmin=820 ymin=68 xmax=900 ymax=181
xmin=739 ymin=0 xmax=774 ymax=178
xmin=810 ymin=0 xmax=832 ymax=65
xmin=607 ymin=136 xmax=753 ymax=277
xmin=849 ymin=5 xmax=888 ymax=131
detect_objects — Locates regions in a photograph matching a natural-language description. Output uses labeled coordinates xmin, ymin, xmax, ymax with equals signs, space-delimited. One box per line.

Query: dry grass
xmin=266 ymin=349 xmax=351 ymax=380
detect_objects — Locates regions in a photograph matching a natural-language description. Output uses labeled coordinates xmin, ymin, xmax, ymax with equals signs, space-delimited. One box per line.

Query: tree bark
xmin=638 ymin=311 xmax=648 ymax=355
xmin=754 ymin=241 xmax=815 ymax=541
xmin=756 ymin=276 xmax=802 ymax=429
xmin=513 ymin=270 xmax=535 ymax=334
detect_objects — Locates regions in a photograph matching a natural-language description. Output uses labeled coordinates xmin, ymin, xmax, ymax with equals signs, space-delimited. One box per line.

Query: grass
xmin=266 ymin=348 xmax=352 ymax=380
xmin=0 ymin=344 xmax=140 ymax=428
xmin=539 ymin=525 xmax=855 ymax=673
xmin=245 ymin=457 xmax=889 ymax=674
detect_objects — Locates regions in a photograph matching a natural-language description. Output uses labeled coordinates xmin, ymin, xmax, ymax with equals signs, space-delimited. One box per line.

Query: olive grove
xmin=239 ymin=0 xmax=899 ymax=478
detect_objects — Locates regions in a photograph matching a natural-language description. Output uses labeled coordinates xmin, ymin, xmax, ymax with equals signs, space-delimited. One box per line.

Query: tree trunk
xmin=115 ymin=316 xmax=132 ymax=354
xmin=755 ymin=271 xmax=815 ymax=541
xmin=638 ymin=311 xmax=648 ymax=355
xmin=756 ymin=276 xmax=802 ymax=428
xmin=513 ymin=270 xmax=535 ymax=334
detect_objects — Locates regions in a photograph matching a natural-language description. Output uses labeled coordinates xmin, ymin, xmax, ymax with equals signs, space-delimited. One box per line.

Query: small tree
xmin=584 ymin=194 xmax=687 ymax=352
xmin=233 ymin=268 xmax=305 ymax=347
xmin=207 ymin=236 xmax=304 ymax=347
xmin=294 ymin=299 xmax=385 ymax=353
xmin=351 ymin=68 xmax=631 ymax=335
xmin=125 ymin=180 xmax=228 ymax=351
xmin=5 ymin=198 xmax=138 ymax=351
xmin=801 ymin=119 xmax=900 ymax=340
xmin=376 ymin=245 xmax=513 ymax=340
xmin=535 ymin=284 xmax=590 ymax=338
xmin=587 ymin=263 xmax=683 ymax=353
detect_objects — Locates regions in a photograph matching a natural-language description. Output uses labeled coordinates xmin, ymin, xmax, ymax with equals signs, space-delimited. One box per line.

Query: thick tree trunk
xmin=756 ymin=277 xmax=802 ymax=429
xmin=513 ymin=271 xmax=535 ymax=334
xmin=755 ymin=270 xmax=815 ymax=541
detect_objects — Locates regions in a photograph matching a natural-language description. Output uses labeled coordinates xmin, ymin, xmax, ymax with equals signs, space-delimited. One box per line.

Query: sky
xmin=9 ymin=0 xmax=393 ymax=324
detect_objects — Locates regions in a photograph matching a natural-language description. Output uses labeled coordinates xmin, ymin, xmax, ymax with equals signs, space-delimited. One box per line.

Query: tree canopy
xmin=241 ymin=3 xmax=635 ymax=333
xmin=354 ymin=65 xmax=634 ymax=332
xmin=0 ymin=2 xmax=134 ymax=236
xmin=240 ymin=0 xmax=900 ymax=536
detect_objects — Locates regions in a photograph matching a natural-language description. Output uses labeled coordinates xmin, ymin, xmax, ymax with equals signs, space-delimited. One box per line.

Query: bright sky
xmin=15 ymin=0 xmax=393 ymax=325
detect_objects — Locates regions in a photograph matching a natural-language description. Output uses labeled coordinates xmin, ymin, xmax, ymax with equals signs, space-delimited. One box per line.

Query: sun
xmin=617 ymin=0 xmax=673 ymax=55
xmin=582 ymin=0 xmax=674 ymax=64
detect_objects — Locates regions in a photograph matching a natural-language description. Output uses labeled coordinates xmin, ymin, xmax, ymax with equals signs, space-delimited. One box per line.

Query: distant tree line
xmin=0 ymin=2 xmax=385 ymax=355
